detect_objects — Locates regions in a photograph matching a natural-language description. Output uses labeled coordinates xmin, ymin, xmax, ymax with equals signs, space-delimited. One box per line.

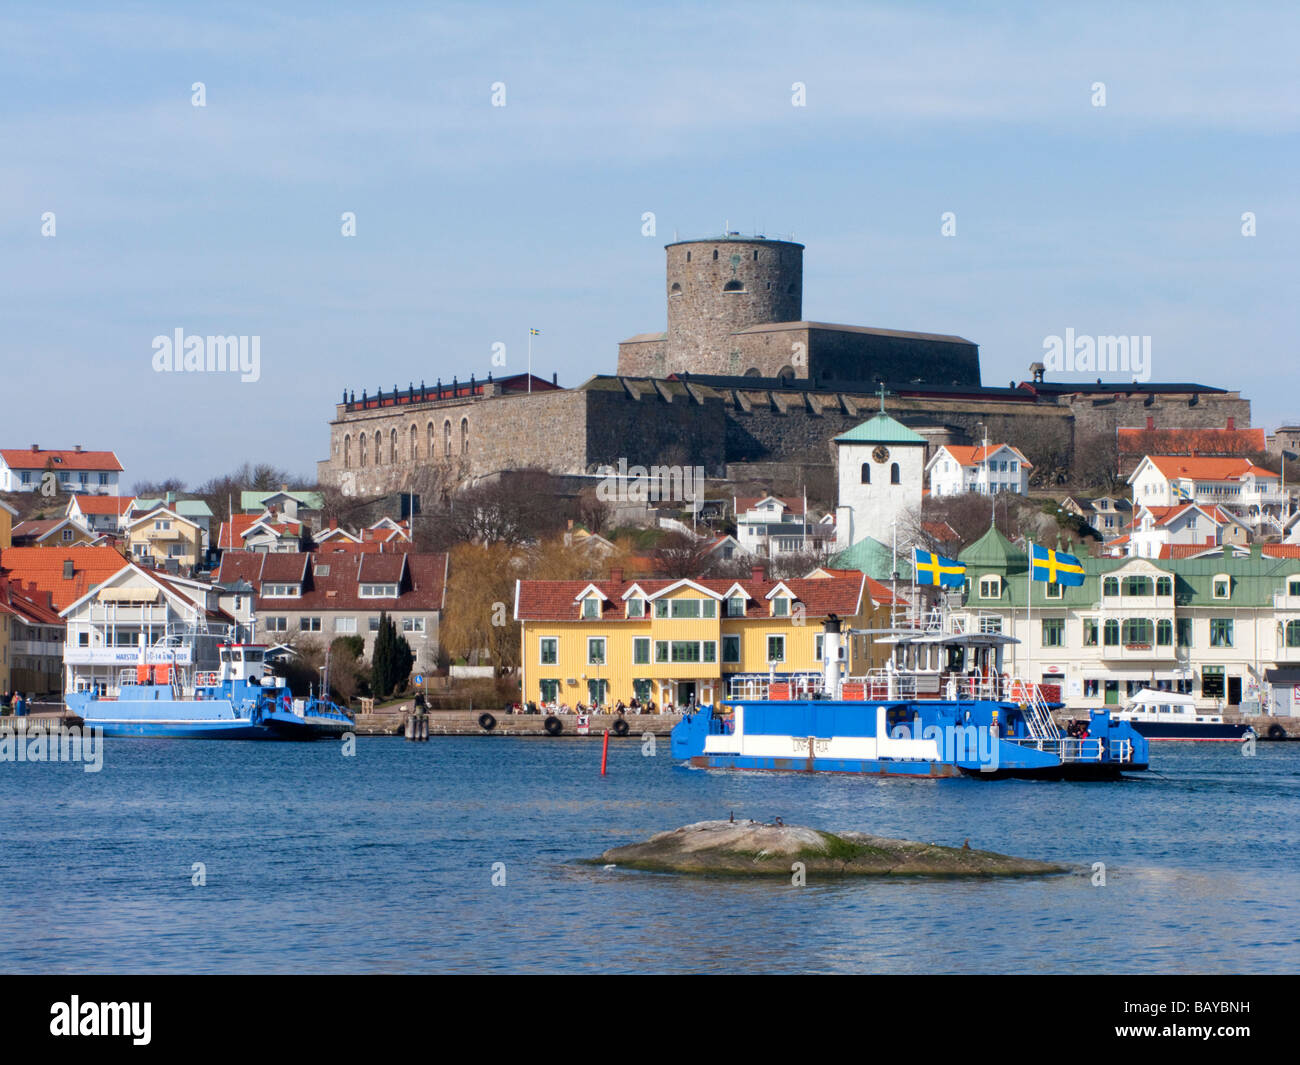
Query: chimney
xmin=329 ymin=518 xmax=338 ymax=530
xmin=280 ymin=483 xmax=288 ymax=491
xmin=609 ymin=567 xmax=623 ymax=583
xmin=1226 ymin=417 xmax=1235 ymax=431
xmin=30 ymin=444 xmax=38 ymax=452
xmin=74 ymin=444 xmax=83 ymax=453
xmin=1146 ymin=416 xmax=1154 ymax=430
xmin=751 ymin=565 xmax=767 ymax=582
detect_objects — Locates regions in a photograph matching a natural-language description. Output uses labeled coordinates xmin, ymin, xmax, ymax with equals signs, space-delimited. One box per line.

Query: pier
xmin=357 ymin=710 xmax=682 ymax=737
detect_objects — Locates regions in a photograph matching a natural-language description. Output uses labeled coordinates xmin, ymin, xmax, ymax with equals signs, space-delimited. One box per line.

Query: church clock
xmin=872 ymin=445 xmax=890 ymax=463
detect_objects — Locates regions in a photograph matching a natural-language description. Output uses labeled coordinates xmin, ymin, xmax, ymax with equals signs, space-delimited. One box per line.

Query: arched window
xmin=372 ymin=431 xmax=381 ymax=465
xmin=460 ymin=417 xmax=469 ymax=455
xmin=860 ymin=463 xmax=870 ymax=484
xmin=712 ymin=249 xmax=718 ymax=260
xmin=359 ymin=434 xmax=368 ymax=466
xmin=723 ymin=280 xmax=746 ymax=293
xmin=410 ymin=424 xmax=418 ymax=460
xmin=669 ymin=282 xmax=682 ymax=296
xmin=685 ymin=251 xmax=691 ymax=262
xmin=343 ymin=435 xmax=352 ymax=469
xmin=890 ymin=463 xmax=900 ymax=485
xmin=1103 ymin=576 xmax=1119 ymax=597
xmin=443 ymin=420 xmax=452 ymax=458
xmin=427 ymin=421 xmax=435 ymax=456
xmin=390 ymin=428 xmax=398 ymax=464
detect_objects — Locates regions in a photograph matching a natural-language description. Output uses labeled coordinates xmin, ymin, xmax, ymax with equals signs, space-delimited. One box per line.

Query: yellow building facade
xmin=515 ymin=572 xmax=889 ymax=710
xmin=125 ymin=507 xmax=203 ymax=569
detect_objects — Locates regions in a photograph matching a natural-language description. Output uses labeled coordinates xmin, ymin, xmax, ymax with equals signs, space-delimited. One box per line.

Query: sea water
xmin=0 ymin=737 xmax=1296 ymax=973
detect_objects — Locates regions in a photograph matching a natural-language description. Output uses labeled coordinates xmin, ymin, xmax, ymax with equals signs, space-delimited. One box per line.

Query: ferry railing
xmin=726 ymin=673 xmax=824 ymax=700
xmin=843 ymin=670 xmax=918 ymax=700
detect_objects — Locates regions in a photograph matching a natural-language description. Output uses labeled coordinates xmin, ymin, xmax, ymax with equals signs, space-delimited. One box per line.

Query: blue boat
xmin=671 ymin=618 xmax=1149 ymax=779
xmin=65 ymin=642 xmax=353 ymax=741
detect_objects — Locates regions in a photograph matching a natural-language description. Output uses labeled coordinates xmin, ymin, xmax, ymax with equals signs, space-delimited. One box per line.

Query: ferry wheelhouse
xmin=671 ymin=613 xmax=1149 ymax=779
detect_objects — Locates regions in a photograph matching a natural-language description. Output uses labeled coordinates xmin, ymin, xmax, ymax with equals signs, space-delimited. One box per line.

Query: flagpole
xmin=527 ymin=329 xmax=533 ymax=393
xmin=1026 ymin=540 xmax=1033 ymax=685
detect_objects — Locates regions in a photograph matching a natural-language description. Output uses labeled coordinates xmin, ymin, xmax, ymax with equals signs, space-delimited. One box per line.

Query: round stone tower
xmin=664 ymin=235 xmax=804 ymax=375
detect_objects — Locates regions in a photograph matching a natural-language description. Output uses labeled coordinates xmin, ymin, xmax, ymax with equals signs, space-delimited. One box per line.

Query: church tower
xmin=834 ymin=408 xmax=926 ymax=550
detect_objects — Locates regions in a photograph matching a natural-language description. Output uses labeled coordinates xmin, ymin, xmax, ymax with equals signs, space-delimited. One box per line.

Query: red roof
xmin=1118 ymin=426 xmax=1266 ymax=462
xmin=515 ymin=574 xmax=865 ymax=622
xmin=1145 ymin=456 xmax=1278 ymax=481
xmin=0 ymin=448 xmax=122 ymax=471
xmin=215 ymin=551 xmax=446 ymax=612
xmin=0 ymin=546 xmax=131 ymax=610
xmin=70 ymin=494 xmax=134 ymax=516
xmin=936 ymin=444 xmax=1032 ymax=468
xmin=0 ymin=574 xmax=63 ymax=626
xmin=1264 ymin=544 xmax=1300 ymax=558
xmin=733 ymin=496 xmax=806 ymax=516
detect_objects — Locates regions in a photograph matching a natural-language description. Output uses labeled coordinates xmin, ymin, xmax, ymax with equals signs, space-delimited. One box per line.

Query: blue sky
xmin=2 ymin=1 xmax=1297 ymax=487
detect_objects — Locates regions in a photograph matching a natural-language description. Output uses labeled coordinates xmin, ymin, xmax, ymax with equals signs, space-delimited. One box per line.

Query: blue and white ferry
xmin=66 ymin=638 xmax=353 ymax=741
xmin=671 ymin=616 xmax=1149 ymax=779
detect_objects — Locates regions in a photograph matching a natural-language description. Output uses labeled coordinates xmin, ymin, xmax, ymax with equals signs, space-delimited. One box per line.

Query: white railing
xmin=726 ymin=673 xmax=824 ymax=700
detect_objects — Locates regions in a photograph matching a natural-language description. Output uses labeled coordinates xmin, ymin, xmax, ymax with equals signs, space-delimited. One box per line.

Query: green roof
xmin=828 ymin=536 xmax=914 ymax=581
xmin=240 ymin=489 xmax=324 ymax=511
xmin=959 ymin=526 xmax=1027 ymax=572
xmin=958 ymin=544 xmax=1300 ymax=609
xmin=834 ymin=413 xmax=926 ymax=446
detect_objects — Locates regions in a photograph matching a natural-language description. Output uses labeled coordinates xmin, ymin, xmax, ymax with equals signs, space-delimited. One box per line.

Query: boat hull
xmin=686 ymin=753 xmax=1138 ymax=779
xmin=1125 ymin=720 xmax=1252 ymax=742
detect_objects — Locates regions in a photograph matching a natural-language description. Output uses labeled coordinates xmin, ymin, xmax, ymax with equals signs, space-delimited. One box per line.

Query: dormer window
xmin=979 ymin=576 xmax=1001 ymax=599
xmin=772 ymin=597 xmax=789 ymax=616
xmin=264 ymin=583 xmax=301 ymax=598
xmin=1213 ymin=575 xmax=1230 ymax=599
xmin=726 ymin=596 xmax=746 ymax=617
xmin=626 ymin=598 xmax=645 ymax=618
xmin=582 ymin=598 xmax=601 ymax=619
xmin=360 ymin=582 xmax=398 ymax=598
xmin=1045 ymin=582 xmax=1063 ymax=599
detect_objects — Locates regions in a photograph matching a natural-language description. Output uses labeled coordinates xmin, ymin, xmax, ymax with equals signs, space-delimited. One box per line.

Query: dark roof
xmin=215 ymin=551 xmax=446 ymax=612
xmin=1020 ymin=380 xmax=1229 ymax=396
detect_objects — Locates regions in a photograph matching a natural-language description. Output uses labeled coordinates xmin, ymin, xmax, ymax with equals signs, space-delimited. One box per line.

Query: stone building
xmin=318 ymin=237 xmax=1252 ymax=497
xmin=617 ymin=236 xmax=980 ymax=385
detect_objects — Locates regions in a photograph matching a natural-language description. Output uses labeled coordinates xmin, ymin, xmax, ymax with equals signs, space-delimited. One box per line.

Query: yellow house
xmin=125 ymin=507 xmax=203 ymax=570
xmin=514 ymin=567 xmax=892 ymax=710
xmin=0 ymin=499 xmax=15 ymax=549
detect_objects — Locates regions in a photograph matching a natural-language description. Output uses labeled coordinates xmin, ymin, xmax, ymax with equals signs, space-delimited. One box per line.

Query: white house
xmin=1128 ymin=455 xmax=1287 ymax=528
xmin=734 ymin=496 xmax=836 ymax=557
xmin=66 ymin=495 xmax=136 ymax=535
xmin=926 ymin=444 xmax=1032 ymax=497
xmin=0 ymin=446 xmax=123 ymax=494
xmin=60 ymin=562 xmax=235 ymax=696
xmin=1120 ymin=503 xmax=1248 ymax=560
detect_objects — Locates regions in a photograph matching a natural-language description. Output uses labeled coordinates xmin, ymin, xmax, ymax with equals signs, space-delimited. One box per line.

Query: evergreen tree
xmin=370 ymin=612 xmax=415 ymax=699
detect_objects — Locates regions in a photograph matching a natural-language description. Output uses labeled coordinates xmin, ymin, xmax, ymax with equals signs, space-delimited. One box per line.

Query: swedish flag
xmin=530 ymin=328 xmax=540 ymax=336
xmin=1030 ymin=543 xmax=1085 ymax=586
xmin=913 ymin=548 xmax=966 ymax=587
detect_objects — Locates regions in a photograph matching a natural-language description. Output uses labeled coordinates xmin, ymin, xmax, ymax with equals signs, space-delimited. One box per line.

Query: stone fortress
xmin=318 ymin=234 xmax=1251 ymax=498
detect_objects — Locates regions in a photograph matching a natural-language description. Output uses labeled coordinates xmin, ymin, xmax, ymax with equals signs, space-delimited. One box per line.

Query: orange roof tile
xmin=0 ymin=546 xmax=131 ymax=610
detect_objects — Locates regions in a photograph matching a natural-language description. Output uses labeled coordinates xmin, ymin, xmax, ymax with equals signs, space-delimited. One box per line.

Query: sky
xmin=2 ymin=1 xmax=1297 ymax=489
